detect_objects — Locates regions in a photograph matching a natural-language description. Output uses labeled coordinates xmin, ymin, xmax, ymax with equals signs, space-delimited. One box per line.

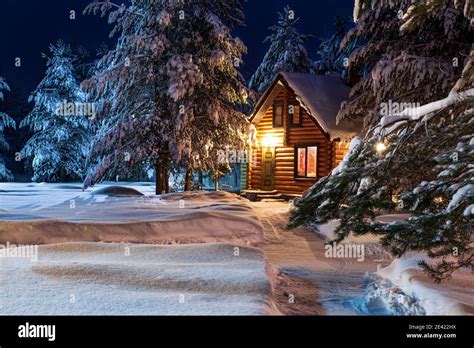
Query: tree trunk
xmin=164 ymin=166 xmax=170 ymax=193
xmin=198 ymin=172 xmax=203 ymax=190
xmin=155 ymin=164 xmax=163 ymax=195
xmin=214 ymin=174 xmax=219 ymax=191
xmin=156 ymin=164 xmax=170 ymax=194
xmin=184 ymin=168 xmax=192 ymax=191
xmin=60 ymin=167 xmax=66 ymax=183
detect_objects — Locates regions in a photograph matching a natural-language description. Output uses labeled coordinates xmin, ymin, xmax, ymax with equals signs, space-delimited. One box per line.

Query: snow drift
xmin=375 ymin=255 xmax=471 ymax=315
xmin=0 ymin=183 xmax=264 ymax=246
xmin=0 ymin=242 xmax=274 ymax=315
xmin=314 ymin=218 xmax=473 ymax=315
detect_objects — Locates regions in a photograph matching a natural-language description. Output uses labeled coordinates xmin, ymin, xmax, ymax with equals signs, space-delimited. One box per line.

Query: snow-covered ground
xmin=0 ymin=242 xmax=274 ymax=315
xmin=0 ymin=183 xmax=271 ymax=315
xmin=0 ymin=182 xmax=263 ymax=245
xmin=374 ymin=254 xmax=473 ymax=315
xmin=253 ymin=201 xmax=473 ymax=316
xmin=1 ymin=183 xmax=471 ymax=316
xmin=314 ymin=218 xmax=473 ymax=315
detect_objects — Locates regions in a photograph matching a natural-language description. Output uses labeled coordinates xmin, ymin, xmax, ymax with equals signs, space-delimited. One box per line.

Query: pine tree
xmin=0 ymin=77 xmax=16 ymax=181
xmin=20 ymin=40 xmax=90 ymax=182
xmin=159 ymin=0 xmax=250 ymax=190
xmin=83 ymin=0 xmax=250 ymax=193
xmin=337 ymin=0 xmax=472 ymax=126
xmin=248 ymin=6 xmax=314 ymax=94
xmin=1 ymin=86 xmax=32 ymax=180
xmin=83 ymin=0 xmax=176 ymax=192
xmin=314 ymin=17 xmax=357 ymax=79
xmin=289 ymin=0 xmax=474 ymax=281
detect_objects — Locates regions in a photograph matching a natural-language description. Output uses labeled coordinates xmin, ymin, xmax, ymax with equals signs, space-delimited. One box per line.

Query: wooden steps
xmin=241 ymin=190 xmax=285 ymax=202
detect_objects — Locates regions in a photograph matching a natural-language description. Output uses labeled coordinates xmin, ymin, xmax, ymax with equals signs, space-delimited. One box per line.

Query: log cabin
xmin=244 ymin=72 xmax=361 ymax=198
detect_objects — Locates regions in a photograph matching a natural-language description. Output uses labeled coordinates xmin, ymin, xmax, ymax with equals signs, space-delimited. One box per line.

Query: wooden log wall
xmin=249 ymin=86 xmax=346 ymax=195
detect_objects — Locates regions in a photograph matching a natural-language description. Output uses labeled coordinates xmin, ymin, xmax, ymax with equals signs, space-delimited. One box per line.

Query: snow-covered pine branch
xmin=290 ymin=0 xmax=473 ymax=281
xmin=338 ymin=0 xmax=471 ymax=126
xmin=377 ymin=88 xmax=474 ymax=134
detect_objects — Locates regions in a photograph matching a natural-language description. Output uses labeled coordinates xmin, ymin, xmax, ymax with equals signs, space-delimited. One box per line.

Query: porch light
xmin=375 ymin=142 xmax=387 ymax=154
xmin=261 ymin=135 xmax=277 ymax=148
xmin=391 ymin=195 xmax=401 ymax=204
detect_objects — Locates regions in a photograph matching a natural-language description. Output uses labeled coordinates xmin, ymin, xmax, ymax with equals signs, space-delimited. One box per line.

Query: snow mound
xmin=0 ymin=211 xmax=264 ymax=246
xmin=361 ymin=276 xmax=426 ymax=315
xmin=315 ymin=216 xmax=472 ymax=315
xmin=376 ymin=255 xmax=469 ymax=315
xmin=92 ymin=186 xmax=144 ymax=196
xmin=0 ymin=184 xmax=264 ymax=246
xmin=0 ymin=242 xmax=274 ymax=315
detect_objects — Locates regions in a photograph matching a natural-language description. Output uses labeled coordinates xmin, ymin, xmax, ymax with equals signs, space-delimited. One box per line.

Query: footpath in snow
xmin=251 ymin=201 xmax=473 ymax=316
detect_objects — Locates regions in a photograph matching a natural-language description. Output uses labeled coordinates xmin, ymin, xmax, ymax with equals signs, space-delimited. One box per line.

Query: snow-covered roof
xmin=250 ymin=72 xmax=362 ymax=140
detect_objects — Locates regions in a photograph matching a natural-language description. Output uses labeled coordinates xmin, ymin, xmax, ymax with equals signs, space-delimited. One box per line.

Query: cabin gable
xmin=249 ymin=85 xmax=335 ymax=195
xmin=246 ymin=73 xmax=358 ymax=196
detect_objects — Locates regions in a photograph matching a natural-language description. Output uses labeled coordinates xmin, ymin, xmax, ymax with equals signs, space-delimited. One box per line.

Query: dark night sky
xmin=0 ymin=0 xmax=354 ymax=96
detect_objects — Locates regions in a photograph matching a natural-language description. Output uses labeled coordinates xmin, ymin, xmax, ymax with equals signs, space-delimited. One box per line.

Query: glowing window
xmin=295 ymin=145 xmax=317 ymax=178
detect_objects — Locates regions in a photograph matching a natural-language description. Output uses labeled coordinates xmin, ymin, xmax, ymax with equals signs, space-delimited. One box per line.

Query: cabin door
xmin=261 ymin=147 xmax=275 ymax=191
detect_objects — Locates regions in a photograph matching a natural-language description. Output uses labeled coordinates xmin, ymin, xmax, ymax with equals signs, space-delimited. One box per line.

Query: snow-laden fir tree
xmin=337 ymin=0 xmax=472 ymax=126
xmin=158 ymin=0 xmax=250 ymax=190
xmin=0 ymin=77 xmax=16 ymax=181
xmin=83 ymin=0 xmax=250 ymax=193
xmin=83 ymin=0 xmax=174 ymax=192
xmin=20 ymin=41 xmax=90 ymax=182
xmin=290 ymin=0 xmax=473 ymax=281
xmin=248 ymin=6 xmax=314 ymax=94
xmin=314 ymin=17 xmax=357 ymax=79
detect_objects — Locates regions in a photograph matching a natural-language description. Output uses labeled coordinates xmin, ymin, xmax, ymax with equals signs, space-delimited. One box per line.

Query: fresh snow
xmin=0 ymin=182 xmax=264 ymax=246
xmin=447 ymin=184 xmax=473 ymax=212
xmin=379 ymin=88 xmax=474 ymax=133
xmin=279 ymin=72 xmax=361 ymax=140
xmin=361 ymin=276 xmax=426 ymax=315
xmin=376 ymin=254 xmax=467 ymax=315
xmin=331 ymin=136 xmax=362 ymax=175
xmin=313 ymin=215 xmax=471 ymax=315
xmin=0 ymin=242 xmax=273 ymax=315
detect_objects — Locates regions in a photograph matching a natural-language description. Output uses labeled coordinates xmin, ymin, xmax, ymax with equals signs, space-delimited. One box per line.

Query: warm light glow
xmin=434 ymin=196 xmax=444 ymax=204
xmin=375 ymin=142 xmax=387 ymax=154
xmin=261 ymin=135 xmax=278 ymax=148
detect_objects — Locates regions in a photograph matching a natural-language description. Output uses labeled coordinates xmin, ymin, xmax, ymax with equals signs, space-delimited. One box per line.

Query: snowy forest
xmin=0 ymin=0 xmax=472 ymax=319
xmin=1 ymin=1 xmax=359 ymax=190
